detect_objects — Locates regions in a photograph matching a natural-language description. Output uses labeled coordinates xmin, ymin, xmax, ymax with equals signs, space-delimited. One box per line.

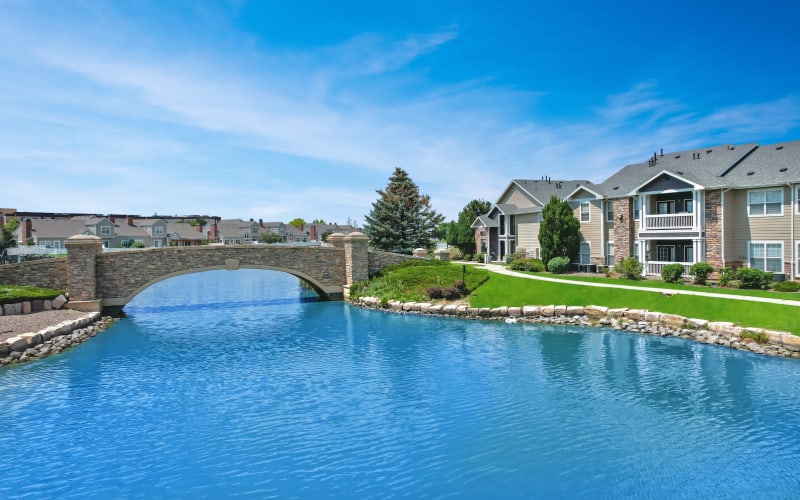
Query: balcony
xmin=642 ymin=213 xmax=694 ymax=231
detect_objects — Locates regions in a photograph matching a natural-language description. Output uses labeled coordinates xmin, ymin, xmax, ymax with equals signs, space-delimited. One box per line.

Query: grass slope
xmin=0 ymin=285 xmax=64 ymax=304
xmin=469 ymin=273 xmax=800 ymax=334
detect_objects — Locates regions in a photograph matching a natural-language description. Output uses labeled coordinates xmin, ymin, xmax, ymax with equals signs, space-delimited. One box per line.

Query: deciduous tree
xmin=447 ymin=199 xmax=491 ymax=256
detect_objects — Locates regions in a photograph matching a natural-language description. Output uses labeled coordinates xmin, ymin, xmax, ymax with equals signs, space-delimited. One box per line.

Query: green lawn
xmin=469 ymin=272 xmax=800 ymax=334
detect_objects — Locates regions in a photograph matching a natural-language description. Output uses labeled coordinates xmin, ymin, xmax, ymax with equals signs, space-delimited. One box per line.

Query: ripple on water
xmin=1 ymin=270 xmax=799 ymax=498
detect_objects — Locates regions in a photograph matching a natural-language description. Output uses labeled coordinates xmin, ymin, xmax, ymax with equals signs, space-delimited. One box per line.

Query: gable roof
xmin=513 ymin=179 xmax=599 ymax=205
xmin=599 ymin=143 xmax=760 ymax=197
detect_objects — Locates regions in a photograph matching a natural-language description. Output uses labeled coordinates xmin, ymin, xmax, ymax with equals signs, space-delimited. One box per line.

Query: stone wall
xmin=96 ymin=245 xmax=348 ymax=301
xmin=704 ymin=189 xmax=723 ymax=273
xmin=0 ymin=259 xmax=68 ymax=290
xmin=368 ymin=251 xmax=415 ymax=277
xmin=613 ymin=198 xmax=634 ymax=264
xmin=352 ymin=298 xmax=800 ymax=359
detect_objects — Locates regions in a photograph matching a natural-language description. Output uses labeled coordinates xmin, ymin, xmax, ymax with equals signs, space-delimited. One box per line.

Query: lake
xmin=1 ymin=270 xmax=798 ymax=498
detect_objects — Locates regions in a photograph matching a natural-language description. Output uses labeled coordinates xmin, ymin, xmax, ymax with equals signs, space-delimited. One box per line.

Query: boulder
xmin=52 ymin=295 xmax=68 ymax=310
xmin=584 ymin=305 xmax=608 ymax=318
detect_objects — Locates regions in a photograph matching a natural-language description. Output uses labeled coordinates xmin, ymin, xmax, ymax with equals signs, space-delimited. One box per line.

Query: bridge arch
xmin=110 ymin=264 xmax=337 ymax=312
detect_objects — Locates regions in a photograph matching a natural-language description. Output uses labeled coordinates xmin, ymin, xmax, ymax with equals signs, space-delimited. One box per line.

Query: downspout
xmin=600 ymin=199 xmax=605 ymax=268
xmin=789 ymin=183 xmax=795 ymax=279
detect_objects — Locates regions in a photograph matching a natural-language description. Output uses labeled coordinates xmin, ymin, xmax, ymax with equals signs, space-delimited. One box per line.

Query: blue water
xmin=1 ymin=270 xmax=799 ymax=499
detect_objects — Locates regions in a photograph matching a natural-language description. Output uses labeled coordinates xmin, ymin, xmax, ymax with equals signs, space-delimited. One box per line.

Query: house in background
xmin=13 ymin=215 xmax=169 ymax=249
xmin=475 ymin=140 xmax=800 ymax=279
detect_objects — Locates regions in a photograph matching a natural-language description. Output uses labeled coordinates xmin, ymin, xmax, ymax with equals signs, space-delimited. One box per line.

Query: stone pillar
xmin=613 ymin=197 xmax=634 ymax=264
xmin=327 ymin=232 xmax=345 ymax=249
xmin=343 ymin=232 xmax=369 ymax=284
xmin=65 ymin=235 xmax=103 ymax=311
xmin=704 ymin=189 xmax=723 ymax=273
xmin=413 ymin=248 xmax=427 ymax=258
xmin=434 ymin=248 xmax=450 ymax=261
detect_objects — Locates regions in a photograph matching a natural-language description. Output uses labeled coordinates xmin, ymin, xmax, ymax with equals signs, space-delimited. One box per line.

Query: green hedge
xmin=0 ymin=285 xmax=64 ymax=305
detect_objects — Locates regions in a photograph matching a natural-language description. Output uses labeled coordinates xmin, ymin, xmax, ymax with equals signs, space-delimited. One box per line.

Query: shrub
xmin=452 ymin=280 xmax=467 ymax=294
xmin=689 ymin=262 xmax=714 ymax=285
xmin=661 ymin=263 xmax=685 ymax=283
xmin=425 ymin=286 xmax=443 ymax=299
xmin=740 ymin=331 xmax=769 ymax=344
xmin=463 ymin=253 xmax=473 ymax=262
xmin=509 ymin=258 xmax=545 ymax=272
xmin=473 ymin=252 xmax=486 ymax=263
xmin=615 ymin=257 xmax=643 ymax=280
xmin=772 ymin=281 xmax=799 ymax=292
xmin=735 ymin=267 xmax=772 ymax=289
xmin=442 ymin=286 xmax=461 ymax=300
xmin=547 ymin=256 xmax=570 ymax=274
xmin=718 ymin=267 xmax=734 ymax=287
xmin=448 ymin=247 xmax=464 ymax=260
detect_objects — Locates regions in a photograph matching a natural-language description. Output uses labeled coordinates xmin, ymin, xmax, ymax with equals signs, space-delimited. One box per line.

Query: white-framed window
xmin=580 ymin=241 xmax=591 ymax=265
xmin=634 ymin=198 xmax=641 ymax=220
xmin=684 ymin=246 xmax=694 ymax=263
xmin=252 ymin=226 xmax=258 ymax=235
xmin=657 ymin=245 xmax=675 ymax=262
xmin=52 ymin=241 xmax=61 ymax=249
xmin=633 ymin=240 xmax=640 ymax=262
xmin=509 ymin=215 xmax=516 ymax=235
xmin=154 ymin=226 xmax=164 ymax=235
xmin=606 ymin=201 xmax=614 ymax=222
xmin=749 ymin=241 xmax=783 ymax=272
xmin=657 ymin=200 xmax=675 ymax=215
xmin=40 ymin=240 xmax=50 ymax=248
xmin=684 ymin=199 xmax=693 ymax=213
xmin=606 ymin=241 xmax=615 ymax=266
xmin=100 ymin=225 xmax=112 ymax=236
xmin=748 ymin=188 xmax=783 ymax=216
xmin=499 ymin=215 xmax=506 ymax=235
xmin=580 ymin=202 xmax=590 ymax=222
xmin=154 ymin=240 xmax=162 ymax=248
xmin=796 ymin=187 xmax=800 ymax=215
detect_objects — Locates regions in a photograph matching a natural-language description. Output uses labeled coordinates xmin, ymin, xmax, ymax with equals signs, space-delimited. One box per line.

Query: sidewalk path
xmin=477 ymin=263 xmax=800 ymax=307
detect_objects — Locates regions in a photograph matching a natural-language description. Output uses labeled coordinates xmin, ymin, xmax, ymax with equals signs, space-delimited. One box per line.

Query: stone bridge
xmin=0 ymin=232 xmax=412 ymax=314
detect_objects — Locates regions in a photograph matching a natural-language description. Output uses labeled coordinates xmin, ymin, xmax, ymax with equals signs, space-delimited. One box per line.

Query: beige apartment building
xmin=474 ymin=140 xmax=800 ymax=280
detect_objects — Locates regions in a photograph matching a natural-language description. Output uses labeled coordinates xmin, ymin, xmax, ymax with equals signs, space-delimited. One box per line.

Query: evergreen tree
xmin=447 ymin=199 xmax=491 ymax=256
xmin=538 ymin=196 xmax=581 ymax=266
xmin=364 ymin=167 xmax=444 ymax=254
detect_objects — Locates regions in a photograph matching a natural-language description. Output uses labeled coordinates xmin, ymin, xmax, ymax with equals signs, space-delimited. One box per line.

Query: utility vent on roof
xmin=677 ymin=171 xmax=683 ymax=175
xmin=780 ymin=167 xmax=788 ymax=172
xmin=776 ymin=145 xmax=784 ymax=150
xmin=747 ymin=171 xmax=755 ymax=176
xmin=613 ymin=186 xmax=619 ymax=190
xmin=706 ymin=149 xmax=712 ymax=154
xmin=675 ymin=155 xmax=681 ymax=159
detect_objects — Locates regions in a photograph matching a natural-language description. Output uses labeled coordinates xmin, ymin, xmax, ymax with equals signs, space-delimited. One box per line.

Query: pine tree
xmin=447 ymin=199 xmax=491 ymax=256
xmin=364 ymin=167 xmax=444 ymax=254
xmin=538 ymin=195 xmax=581 ymax=265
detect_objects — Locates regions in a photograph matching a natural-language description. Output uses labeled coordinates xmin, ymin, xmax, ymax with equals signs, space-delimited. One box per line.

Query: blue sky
xmin=2 ymin=0 xmax=799 ymax=224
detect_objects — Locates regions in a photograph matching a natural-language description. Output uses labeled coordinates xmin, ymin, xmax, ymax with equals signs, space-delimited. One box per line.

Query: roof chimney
xmin=660 ymin=148 xmax=664 ymax=157
xmin=109 ymin=215 xmax=115 ymax=223
xmin=23 ymin=218 xmax=32 ymax=240
xmin=259 ymin=218 xmax=264 ymax=227
xmin=126 ymin=216 xmax=134 ymax=226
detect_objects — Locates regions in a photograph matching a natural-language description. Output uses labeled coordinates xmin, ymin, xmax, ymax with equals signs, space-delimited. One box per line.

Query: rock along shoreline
xmin=351 ymin=297 xmax=800 ymax=359
xmin=0 ymin=312 xmax=116 ymax=367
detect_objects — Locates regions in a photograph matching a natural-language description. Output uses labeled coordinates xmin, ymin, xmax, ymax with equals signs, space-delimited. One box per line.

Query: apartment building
xmin=475 ymin=140 xmax=800 ymax=279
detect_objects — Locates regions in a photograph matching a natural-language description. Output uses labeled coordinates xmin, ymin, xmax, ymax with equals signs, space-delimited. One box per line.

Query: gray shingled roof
xmin=599 ymin=143 xmax=762 ymax=197
xmin=514 ymin=179 xmax=599 ymax=204
xmin=721 ymin=140 xmax=800 ymax=187
xmin=471 ymin=214 xmax=498 ymax=228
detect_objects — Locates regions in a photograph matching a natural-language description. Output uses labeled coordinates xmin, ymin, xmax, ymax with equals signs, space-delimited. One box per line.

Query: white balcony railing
xmin=645 ymin=261 xmax=692 ymax=277
xmin=643 ymin=213 xmax=694 ymax=230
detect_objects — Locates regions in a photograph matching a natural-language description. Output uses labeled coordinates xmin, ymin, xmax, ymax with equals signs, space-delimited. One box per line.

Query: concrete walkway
xmin=476 ymin=263 xmax=800 ymax=307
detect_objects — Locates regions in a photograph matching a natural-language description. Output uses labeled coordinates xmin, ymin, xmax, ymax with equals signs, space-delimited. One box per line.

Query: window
xmin=606 ymin=241 xmax=614 ymax=266
xmin=634 ymin=198 xmax=641 ymax=220
xmin=657 ymin=245 xmax=675 ymax=262
xmin=499 ymin=215 xmax=505 ymax=235
xmin=252 ymin=226 xmax=259 ymax=235
xmin=749 ymin=241 xmax=783 ymax=272
xmin=657 ymin=200 xmax=675 ymax=215
xmin=509 ymin=215 xmax=516 ymax=235
xmin=633 ymin=241 xmax=640 ymax=262
xmin=154 ymin=226 xmax=164 ymax=235
xmin=606 ymin=201 xmax=614 ymax=222
xmin=684 ymin=246 xmax=694 ymax=263
xmin=580 ymin=202 xmax=590 ymax=222
xmin=579 ymin=241 xmax=591 ymax=265
xmin=154 ymin=240 xmax=162 ymax=248
xmin=52 ymin=241 xmax=60 ymax=249
xmin=748 ymin=188 xmax=783 ymax=216
xmin=683 ymin=199 xmax=693 ymax=213
xmin=100 ymin=225 xmax=112 ymax=236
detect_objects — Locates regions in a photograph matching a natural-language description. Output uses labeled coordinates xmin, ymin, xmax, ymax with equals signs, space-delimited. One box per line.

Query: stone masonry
xmin=65 ymin=235 xmax=104 ymax=301
xmin=0 ymin=258 xmax=67 ymax=290
xmin=613 ymin=198 xmax=634 ymax=264
xmin=704 ymin=189 xmax=723 ymax=274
